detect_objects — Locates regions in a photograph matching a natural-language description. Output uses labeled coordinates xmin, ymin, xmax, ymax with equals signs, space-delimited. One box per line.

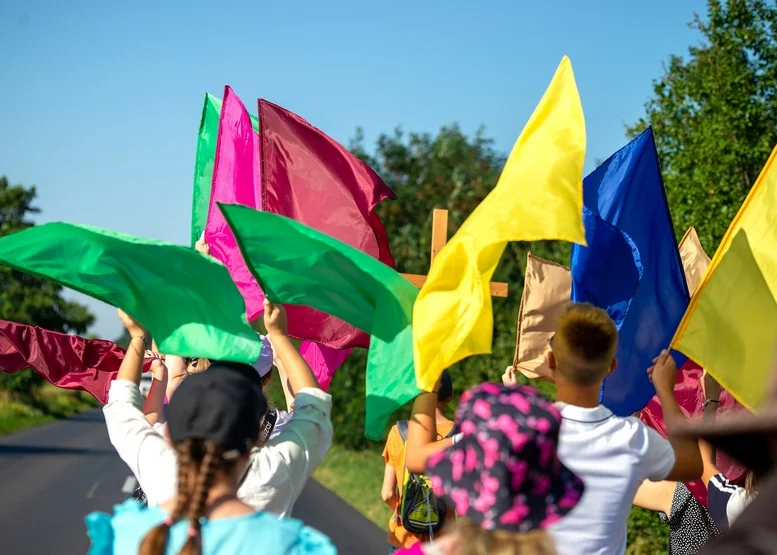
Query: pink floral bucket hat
xmin=426 ymin=383 xmax=584 ymax=533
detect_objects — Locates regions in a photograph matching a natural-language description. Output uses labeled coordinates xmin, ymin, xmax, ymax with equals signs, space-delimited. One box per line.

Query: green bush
xmin=0 ymin=369 xmax=45 ymax=402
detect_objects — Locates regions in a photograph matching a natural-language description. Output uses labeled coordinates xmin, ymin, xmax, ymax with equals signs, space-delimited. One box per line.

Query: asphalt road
xmin=0 ymin=408 xmax=386 ymax=554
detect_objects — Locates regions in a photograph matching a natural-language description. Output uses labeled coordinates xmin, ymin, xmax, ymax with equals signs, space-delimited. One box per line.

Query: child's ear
xmin=608 ymin=358 xmax=618 ymax=376
xmin=547 ymin=351 xmax=557 ymax=370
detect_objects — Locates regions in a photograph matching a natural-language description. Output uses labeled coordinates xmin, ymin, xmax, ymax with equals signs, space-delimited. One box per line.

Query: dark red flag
xmin=0 ymin=319 xmax=154 ymax=404
xmin=640 ymin=359 xmax=747 ymax=506
xmin=258 ymin=99 xmax=396 ymax=349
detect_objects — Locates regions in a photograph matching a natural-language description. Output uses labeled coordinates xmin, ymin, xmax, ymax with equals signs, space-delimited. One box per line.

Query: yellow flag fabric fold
xmin=673 ymin=230 xmax=777 ymax=410
xmin=412 ymin=56 xmax=587 ymax=391
xmin=673 ymin=144 xmax=777 ymax=410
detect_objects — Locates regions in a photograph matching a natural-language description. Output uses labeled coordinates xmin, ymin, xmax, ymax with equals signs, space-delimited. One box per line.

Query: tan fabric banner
xmin=514 ymin=228 xmax=709 ymax=382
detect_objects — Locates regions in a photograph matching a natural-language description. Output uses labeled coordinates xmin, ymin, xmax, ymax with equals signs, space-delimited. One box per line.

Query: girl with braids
xmin=86 ymin=318 xmax=335 ymax=554
xmin=102 ymin=299 xmax=333 ymax=516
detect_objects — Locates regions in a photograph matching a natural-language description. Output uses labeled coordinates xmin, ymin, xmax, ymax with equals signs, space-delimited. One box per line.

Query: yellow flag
xmin=672 ymin=145 xmax=777 ymax=410
xmin=412 ymin=57 xmax=586 ymax=391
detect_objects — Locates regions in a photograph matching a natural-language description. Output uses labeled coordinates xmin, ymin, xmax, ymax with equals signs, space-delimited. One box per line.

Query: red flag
xmin=640 ymin=359 xmax=747 ymax=506
xmin=258 ymin=99 xmax=396 ymax=349
xmin=0 ymin=320 xmax=155 ymax=403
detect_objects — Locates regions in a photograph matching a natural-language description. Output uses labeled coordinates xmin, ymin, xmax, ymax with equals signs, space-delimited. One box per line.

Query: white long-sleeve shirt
xmin=103 ymin=379 xmax=333 ymax=517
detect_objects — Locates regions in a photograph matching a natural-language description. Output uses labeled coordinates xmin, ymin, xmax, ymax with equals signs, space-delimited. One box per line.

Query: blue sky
xmin=1 ymin=0 xmax=707 ymax=340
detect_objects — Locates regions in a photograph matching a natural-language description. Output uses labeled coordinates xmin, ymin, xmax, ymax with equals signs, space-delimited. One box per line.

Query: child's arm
xmin=381 ymin=464 xmax=399 ymax=510
xmin=650 ymin=351 xmax=703 ymax=482
xmin=142 ymin=358 xmax=167 ymax=426
xmin=404 ymin=387 xmax=460 ymax=475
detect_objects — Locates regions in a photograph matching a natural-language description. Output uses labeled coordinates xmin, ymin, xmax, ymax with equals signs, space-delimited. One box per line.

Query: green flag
xmin=219 ymin=203 xmax=420 ymax=439
xmin=0 ymin=222 xmax=261 ymax=363
xmin=191 ymin=92 xmax=259 ymax=246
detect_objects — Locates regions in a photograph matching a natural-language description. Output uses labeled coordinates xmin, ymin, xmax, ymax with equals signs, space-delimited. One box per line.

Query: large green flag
xmin=219 ymin=203 xmax=420 ymax=439
xmin=191 ymin=92 xmax=259 ymax=246
xmin=0 ymin=222 xmax=261 ymax=363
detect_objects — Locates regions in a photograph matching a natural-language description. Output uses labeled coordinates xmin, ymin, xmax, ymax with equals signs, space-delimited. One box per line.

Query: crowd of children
xmin=79 ymin=294 xmax=777 ymax=555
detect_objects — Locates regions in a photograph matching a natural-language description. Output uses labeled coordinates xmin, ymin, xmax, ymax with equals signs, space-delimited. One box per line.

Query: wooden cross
xmin=400 ymin=209 xmax=509 ymax=297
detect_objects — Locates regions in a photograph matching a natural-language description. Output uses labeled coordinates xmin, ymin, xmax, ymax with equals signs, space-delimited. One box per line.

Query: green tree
xmin=328 ymin=126 xmax=562 ymax=449
xmin=0 ymin=176 xmax=94 ymax=395
xmin=627 ymin=0 xmax=777 ymax=252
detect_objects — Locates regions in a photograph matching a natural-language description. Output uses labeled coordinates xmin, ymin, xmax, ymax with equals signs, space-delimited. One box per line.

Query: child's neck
xmin=555 ymin=379 xmax=602 ymax=409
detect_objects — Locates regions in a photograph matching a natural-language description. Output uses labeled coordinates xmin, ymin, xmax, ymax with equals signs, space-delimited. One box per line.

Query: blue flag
xmin=571 ymin=128 xmax=689 ymax=415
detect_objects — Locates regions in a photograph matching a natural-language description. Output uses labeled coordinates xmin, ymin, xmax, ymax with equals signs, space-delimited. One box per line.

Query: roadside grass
xmin=314 ymin=446 xmax=669 ymax=555
xmin=0 ymin=384 xmax=99 ymax=436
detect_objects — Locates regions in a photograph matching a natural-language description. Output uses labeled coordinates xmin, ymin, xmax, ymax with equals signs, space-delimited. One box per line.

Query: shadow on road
xmin=0 ymin=445 xmax=114 ymax=456
xmin=61 ymin=410 xmax=105 ymax=422
xmin=293 ymin=480 xmax=387 ymax=555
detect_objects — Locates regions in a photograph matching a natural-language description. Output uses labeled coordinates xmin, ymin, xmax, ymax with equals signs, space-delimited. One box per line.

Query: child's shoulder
xmin=85 ymin=499 xmax=164 ymax=555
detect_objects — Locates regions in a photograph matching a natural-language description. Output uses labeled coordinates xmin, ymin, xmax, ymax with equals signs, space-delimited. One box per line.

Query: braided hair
xmin=138 ymin=439 xmax=196 ymax=555
xmin=179 ymin=441 xmax=222 ymax=555
xmin=138 ymin=440 xmax=229 ymax=555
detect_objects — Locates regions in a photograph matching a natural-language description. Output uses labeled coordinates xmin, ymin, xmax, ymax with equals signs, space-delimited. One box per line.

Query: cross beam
xmin=400 ymin=209 xmax=509 ymax=297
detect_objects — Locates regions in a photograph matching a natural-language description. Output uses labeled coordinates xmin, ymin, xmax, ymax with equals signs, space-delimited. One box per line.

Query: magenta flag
xmin=203 ymin=87 xmax=351 ymax=389
xmin=205 ymin=86 xmax=265 ymax=321
xmin=258 ymin=98 xmax=396 ymax=350
xmin=299 ymin=342 xmax=353 ymax=391
xmin=0 ymin=319 xmax=156 ymax=403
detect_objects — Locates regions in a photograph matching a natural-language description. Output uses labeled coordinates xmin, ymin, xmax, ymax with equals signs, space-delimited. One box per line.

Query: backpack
xmin=396 ymin=420 xmax=456 ymax=536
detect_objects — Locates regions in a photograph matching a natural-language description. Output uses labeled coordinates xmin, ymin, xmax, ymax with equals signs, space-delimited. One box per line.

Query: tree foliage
xmin=627 ymin=0 xmax=777 ymax=252
xmin=329 ymin=126 xmax=563 ymax=449
xmin=0 ymin=176 xmax=94 ymax=394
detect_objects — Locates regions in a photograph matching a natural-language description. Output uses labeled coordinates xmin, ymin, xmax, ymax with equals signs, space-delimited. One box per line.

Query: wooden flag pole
xmin=400 ymin=208 xmax=509 ymax=297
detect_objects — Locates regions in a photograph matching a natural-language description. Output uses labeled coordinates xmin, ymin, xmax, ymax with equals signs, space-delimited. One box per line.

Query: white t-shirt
xmin=549 ymin=403 xmax=676 ymax=555
xmin=103 ymin=380 xmax=332 ymax=517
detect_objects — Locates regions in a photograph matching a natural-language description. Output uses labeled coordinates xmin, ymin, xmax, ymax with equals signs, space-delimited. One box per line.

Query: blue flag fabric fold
xmin=571 ymin=128 xmax=689 ymax=415
xmin=571 ymin=206 xmax=643 ymax=328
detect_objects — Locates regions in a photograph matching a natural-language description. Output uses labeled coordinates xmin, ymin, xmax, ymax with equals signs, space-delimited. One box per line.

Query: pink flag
xmin=204 ymin=86 xmax=350 ymax=390
xmin=205 ymin=86 xmax=265 ymax=321
xmin=299 ymin=342 xmax=353 ymax=391
xmin=640 ymin=359 xmax=747 ymax=505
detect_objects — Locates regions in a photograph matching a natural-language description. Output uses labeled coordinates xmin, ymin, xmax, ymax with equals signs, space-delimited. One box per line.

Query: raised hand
xmin=117 ymin=308 xmax=146 ymax=338
xmin=502 ymin=365 xmax=517 ymax=387
xmin=263 ymin=299 xmax=288 ymax=337
xmin=647 ymin=349 xmax=677 ymax=396
xmin=195 ymin=233 xmax=211 ymax=257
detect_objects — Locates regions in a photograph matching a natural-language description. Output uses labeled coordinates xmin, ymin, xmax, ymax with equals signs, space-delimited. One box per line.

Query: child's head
xmin=549 ymin=302 xmax=618 ymax=387
xmin=187 ymin=357 xmax=211 ymax=374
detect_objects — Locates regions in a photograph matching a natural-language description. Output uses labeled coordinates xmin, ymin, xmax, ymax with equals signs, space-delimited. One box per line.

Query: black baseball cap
xmin=167 ymin=363 xmax=268 ymax=458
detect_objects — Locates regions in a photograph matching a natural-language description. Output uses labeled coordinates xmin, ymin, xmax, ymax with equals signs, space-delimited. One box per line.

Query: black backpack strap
xmin=397 ymin=420 xmax=409 ymax=442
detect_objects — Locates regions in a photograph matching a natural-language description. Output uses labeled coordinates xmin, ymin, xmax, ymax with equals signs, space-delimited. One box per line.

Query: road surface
xmin=0 ymin=408 xmax=385 ymax=554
